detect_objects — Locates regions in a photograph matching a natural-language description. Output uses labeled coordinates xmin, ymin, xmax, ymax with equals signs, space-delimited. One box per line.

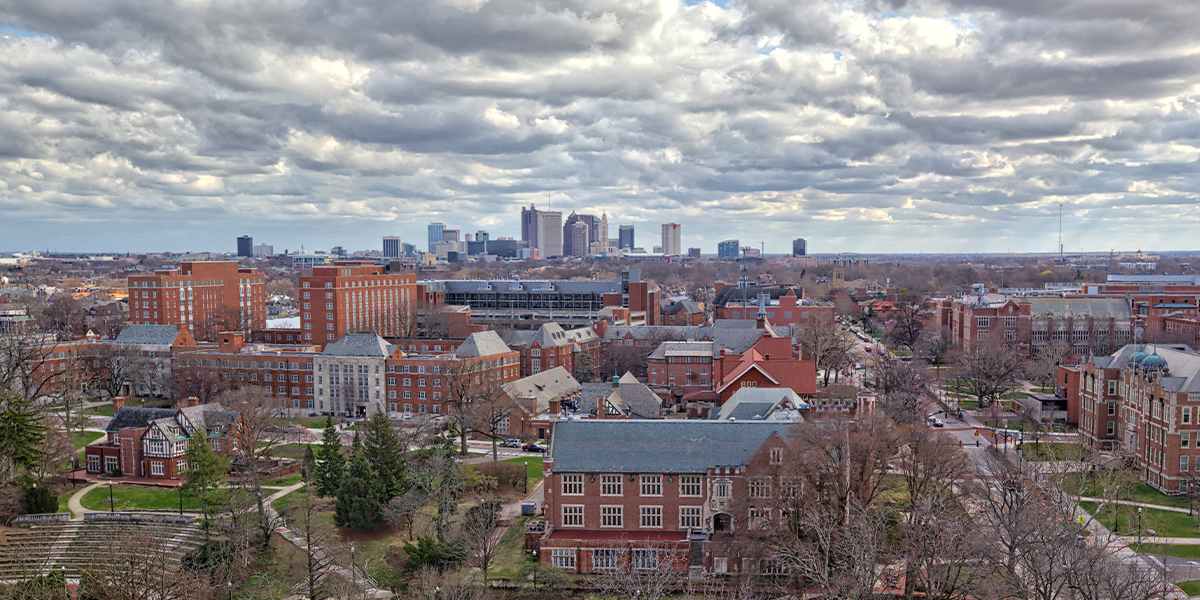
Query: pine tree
xmin=181 ymin=427 xmax=229 ymax=541
xmin=301 ymin=445 xmax=317 ymax=485
xmin=362 ymin=411 xmax=406 ymax=502
xmin=0 ymin=391 xmax=47 ymax=480
xmin=574 ymin=346 xmax=597 ymax=383
xmin=335 ymin=433 xmax=382 ymax=529
xmin=314 ymin=415 xmax=344 ymax=497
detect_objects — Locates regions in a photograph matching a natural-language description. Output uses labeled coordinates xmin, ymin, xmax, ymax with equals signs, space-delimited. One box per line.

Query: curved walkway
xmin=66 ymin=481 xmax=105 ymax=520
xmin=1079 ymin=496 xmax=1194 ymax=515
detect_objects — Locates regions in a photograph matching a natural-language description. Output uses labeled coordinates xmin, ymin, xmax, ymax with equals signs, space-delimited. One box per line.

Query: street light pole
xmin=179 ymin=485 xmax=184 ymax=516
xmin=227 ymin=581 xmax=232 ymax=600
xmin=350 ymin=546 xmax=356 ymax=591
xmin=1138 ymin=507 xmax=1143 ymax=547
xmin=524 ymin=460 xmax=528 ymax=493
xmin=108 ymin=483 xmax=114 ymax=513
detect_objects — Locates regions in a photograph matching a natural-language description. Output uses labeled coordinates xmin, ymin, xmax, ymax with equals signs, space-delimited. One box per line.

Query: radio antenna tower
xmin=1058 ymin=200 xmax=1064 ymax=263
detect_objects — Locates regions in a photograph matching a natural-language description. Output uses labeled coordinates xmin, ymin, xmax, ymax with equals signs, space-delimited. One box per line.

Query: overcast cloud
xmin=1 ymin=0 xmax=1197 ymax=254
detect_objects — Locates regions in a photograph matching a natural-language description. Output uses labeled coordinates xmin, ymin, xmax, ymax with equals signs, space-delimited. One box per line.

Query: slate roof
xmin=114 ymin=325 xmax=181 ymax=346
xmin=455 ymin=331 xmax=511 ymax=358
xmin=660 ymin=299 xmax=702 ymax=316
xmin=647 ymin=341 xmax=715 ymax=360
xmin=107 ymin=407 xmax=179 ymax=432
xmin=549 ymin=420 xmax=792 ymax=473
xmin=1027 ymin=298 xmax=1131 ymax=320
xmin=578 ymin=379 xmax=662 ymax=419
xmin=604 ymin=325 xmax=768 ymax=355
xmin=179 ymin=403 xmax=239 ymax=437
xmin=710 ymin=388 xmax=808 ymax=421
xmin=712 ymin=284 xmax=805 ymax=308
xmin=500 ymin=330 xmax=536 ymax=348
xmin=530 ymin=323 xmax=574 ymax=348
xmin=322 ymin=334 xmax=395 ymax=357
xmin=502 ymin=367 xmax=581 ymax=414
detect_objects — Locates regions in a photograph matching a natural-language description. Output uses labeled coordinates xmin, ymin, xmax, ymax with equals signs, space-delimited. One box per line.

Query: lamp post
xmin=1138 ymin=507 xmax=1143 ymax=547
xmin=227 ymin=581 xmax=232 ymax=600
xmin=178 ymin=485 xmax=184 ymax=516
xmin=524 ymin=460 xmax=529 ymax=493
xmin=350 ymin=546 xmax=356 ymax=590
xmin=108 ymin=483 xmax=114 ymax=513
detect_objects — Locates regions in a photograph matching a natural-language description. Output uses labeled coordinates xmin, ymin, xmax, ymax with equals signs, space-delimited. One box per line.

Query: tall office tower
xmin=476 ymin=230 xmax=489 ymax=243
xmin=718 ymin=239 xmax=740 ymax=259
xmin=299 ymin=261 xmax=417 ymax=348
xmin=401 ymin=243 xmax=416 ymax=256
xmin=442 ymin=229 xmax=460 ymax=243
xmin=597 ymin=213 xmax=609 ymax=249
xmin=564 ymin=221 xmax=590 ymax=257
xmin=793 ymin=238 xmax=807 ymax=257
xmin=427 ymin=223 xmax=445 ymax=253
xmin=538 ymin=210 xmax=563 ymax=257
xmin=383 ymin=236 xmax=401 ymax=259
xmin=563 ymin=212 xmax=596 ymax=256
xmin=521 ymin=205 xmax=540 ymax=250
xmin=619 ymin=225 xmax=635 ymax=250
xmin=237 ymin=236 xmax=253 ymax=257
xmin=661 ymin=223 xmax=682 ymax=255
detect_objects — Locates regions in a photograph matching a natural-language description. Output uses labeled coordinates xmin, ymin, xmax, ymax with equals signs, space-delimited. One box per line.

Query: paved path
xmin=66 ymin=481 xmax=105 ymax=520
xmin=1079 ymin=497 xmax=1194 ymax=514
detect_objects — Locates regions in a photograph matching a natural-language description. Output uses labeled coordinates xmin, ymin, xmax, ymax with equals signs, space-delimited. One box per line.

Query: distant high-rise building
xmin=253 ymin=243 xmax=273 ymax=257
xmin=718 ymin=239 xmax=740 ymax=259
xmin=661 ymin=223 xmax=682 ymax=255
xmin=442 ymin=229 xmax=460 ymax=243
xmin=793 ymin=238 xmax=807 ymax=257
xmin=619 ymin=225 xmax=635 ymax=250
xmin=520 ymin=204 xmax=562 ymax=258
xmin=401 ymin=242 xmax=416 ymax=257
xmin=237 ymin=235 xmax=253 ymax=257
xmin=383 ymin=236 xmax=401 ymax=259
xmin=476 ymin=230 xmax=489 ymax=243
xmin=598 ymin=213 xmax=609 ymax=250
xmin=428 ymin=223 xmax=445 ymax=253
xmin=563 ymin=212 xmax=596 ymax=257
xmin=687 ymin=248 xmax=701 ymax=258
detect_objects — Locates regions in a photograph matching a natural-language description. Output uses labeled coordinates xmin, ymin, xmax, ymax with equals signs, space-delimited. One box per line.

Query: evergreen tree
xmin=314 ymin=415 xmax=345 ymax=497
xmin=181 ymin=427 xmax=229 ymax=541
xmin=574 ymin=347 xmax=597 ymax=383
xmin=301 ymin=445 xmax=317 ymax=485
xmin=362 ymin=411 xmax=406 ymax=502
xmin=0 ymin=391 xmax=47 ymax=481
xmin=335 ymin=433 xmax=382 ymax=529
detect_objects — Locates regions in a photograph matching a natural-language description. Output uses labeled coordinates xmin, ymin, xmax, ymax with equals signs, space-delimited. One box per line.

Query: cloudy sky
xmin=1 ymin=0 xmax=1198 ymax=255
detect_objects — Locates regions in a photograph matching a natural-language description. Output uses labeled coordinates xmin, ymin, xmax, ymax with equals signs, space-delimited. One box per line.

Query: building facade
xmin=127 ymin=261 xmax=266 ymax=335
xmin=792 ymin=238 xmax=806 ymax=257
xmin=383 ymin=236 xmax=401 ymax=259
xmin=237 ymin=236 xmax=253 ymax=257
xmin=717 ymin=240 xmax=740 ymax=260
xmin=298 ymin=261 xmax=418 ymax=348
xmin=618 ymin=225 xmax=635 ymax=250
xmin=661 ymin=223 xmax=682 ymax=256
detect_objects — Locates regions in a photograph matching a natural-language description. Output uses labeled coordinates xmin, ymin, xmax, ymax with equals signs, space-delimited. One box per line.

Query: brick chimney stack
xmin=111 ymin=396 xmax=126 ymax=411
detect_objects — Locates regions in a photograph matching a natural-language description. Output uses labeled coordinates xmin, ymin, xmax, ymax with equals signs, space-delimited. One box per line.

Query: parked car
xmin=501 ymin=439 xmax=522 ymax=448
xmin=522 ymin=444 xmax=546 ymax=453
xmin=932 ymin=419 xmax=944 ymax=428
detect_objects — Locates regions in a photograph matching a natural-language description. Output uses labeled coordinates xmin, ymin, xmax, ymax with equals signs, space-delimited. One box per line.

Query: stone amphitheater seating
xmin=0 ymin=516 xmax=204 ymax=582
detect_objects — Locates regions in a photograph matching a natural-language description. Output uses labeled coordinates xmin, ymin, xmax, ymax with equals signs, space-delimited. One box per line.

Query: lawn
xmin=503 ymin=457 xmax=543 ymax=490
xmin=270 ymin=486 xmax=310 ymax=513
xmin=488 ymin=515 xmax=537 ymax=580
xmin=1137 ymin=544 xmax=1200 ymax=560
xmin=71 ymin=430 xmax=106 ymax=449
xmin=265 ymin=473 xmax=304 ymax=487
xmin=270 ymin=443 xmax=317 ymax=460
xmin=1018 ymin=442 xmax=1090 ymax=462
xmin=1179 ymin=580 xmax=1200 ymax=597
xmin=1079 ymin=501 xmax=1200 ymax=537
xmin=1062 ymin=474 xmax=1192 ymax=509
xmin=79 ymin=485 xmax=203 ymax=511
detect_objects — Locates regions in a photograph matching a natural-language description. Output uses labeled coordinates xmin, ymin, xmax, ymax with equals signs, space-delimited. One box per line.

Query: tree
xmin=219 ymin=386 xmax=286 ymax=547
xmin=384 ymin=488 xmax=429 ymax=540
xmin=37 ymin=296 xmax=86 ymax=341
xmin=468 ymin=376 xmax=512 ymax=462
xmin=884 ymin=292 xmax=930 ymax=351
xmin=1028 ymin=339 xmax=1072 ymax=389
xmin=85 ymin=344 xmax=151 ymax=399
xmin=314 ymin=415 xmax=345 ymax=497
xmin=864 ymin=354 xmax=932 ymax=424
xmin=335 ymin=435 xmax=383 ymax=529
xmin=443 ymin=358 xmax=483 ymax=456
xmin=411 ymin=450 xmax=466 ymax=544
xmin=0 ymin=331 xmax=57 ymax=403
xmin=795 ymin=315 xmax=855 ymax=386
xmin=362 ymin=411 xmax=407 ymax=502
xmin=460 ymin=498 xmax=503 ymax=581
xmin=954 ymin=337 xmax=1023 ymax=409
xmin=0 ymin=391 xmax=48 ymax=483
xmin=574 ymin=344 xmax=598 ymax=383
xmin=181 ymin=426 xmax=229 ymax=542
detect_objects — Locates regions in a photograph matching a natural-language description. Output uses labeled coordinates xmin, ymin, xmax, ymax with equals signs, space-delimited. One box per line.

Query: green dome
xmin=1142 ymin=353 xmax=1168 ymax=370
xmin=1129 ymin=350 xmax=1149 ymax=366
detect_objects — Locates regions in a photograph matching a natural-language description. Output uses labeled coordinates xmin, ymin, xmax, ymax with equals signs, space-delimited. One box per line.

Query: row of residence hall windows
xmin=562 ymin=474 xmax=702 ymax=497
xmin=551 ymin=548 xmax=661 ymax=571
xmin=88 ymin=455 xmax=188 ymax=475
xmin=560 ymin=505 xmax=702 ymax=529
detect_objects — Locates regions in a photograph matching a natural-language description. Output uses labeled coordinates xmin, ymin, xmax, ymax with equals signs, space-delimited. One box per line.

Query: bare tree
xmin=218 ymin=385 xmax=286 ymax=546
xmin=954 ymin=337 xmax=1023 ymax=409
xmin=884 ymin=292 xmax=930 ymax=351
xmin=594 ymin=544 xmax=690 ymax=600
xmin=459 ymin=498 xmax=503 ymax=581
xmin=383 ymin=488 xmax=429 ymax=540
xmin=0 ymin=331 xmax=57 ymax=402
xmin=37 ymin=296 xmax=87 ymax=341
xmin=864 ymin=354 xmax=932 ymax=423
xmin=795 ymin=315 xmax=855 ymax=386
xmin=443 ymin=358 xmax=482 ymax=456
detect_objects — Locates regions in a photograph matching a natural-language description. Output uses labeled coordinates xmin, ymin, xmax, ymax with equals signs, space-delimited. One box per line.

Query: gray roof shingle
xmin=549 ymin=420 xmax=791 ymax=473
xmin=113 ymin=325 xmax=181 ymax=346
xmin=322 ymin=334 xmax=395 ymax=357
xmin=455 ymin=331 xmax=512 ymax=358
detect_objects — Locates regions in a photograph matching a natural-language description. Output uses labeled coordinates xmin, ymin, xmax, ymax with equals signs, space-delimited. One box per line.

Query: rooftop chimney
xmin=111 ymin=396 xmax=126 ymax=411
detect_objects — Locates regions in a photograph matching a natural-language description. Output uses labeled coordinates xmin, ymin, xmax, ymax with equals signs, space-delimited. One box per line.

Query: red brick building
xmin=384 ymin=331 xmax=520 ymax=417
xmin=715 ymin=287 xmax=834 ymax=329
xmin=84 ymin=396 xmax=241 ymax=480
xmin=946 ymin=295 xmax=1132 ymax=357
xmin=299 ymin=261 xmax=417 ymax=348
xmin=173 ymin=332 xmax=317 ymax=412
xmin=127 ymin=261 xmax=266 ymax=335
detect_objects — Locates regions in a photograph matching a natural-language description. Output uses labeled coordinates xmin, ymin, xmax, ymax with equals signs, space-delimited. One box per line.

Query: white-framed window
xmin=749 ymin=478 xmax=771 ymax=498
xmin=1108 ymin=402 xmax=1116 ymax=416
xmin=150 ymin=461 xmax=164 ymax=476
xmin=633 ymin=549 xmax=658 ymax=571
xmin=640 ymin=474 xmax=662 ymax=496
xmin=977 ymin=317 xmax=989 ymax=327
xmin=680 ymin=506 xmax=702 ymax=528
xmin=1183 ymin=456 xmax=1191 ymax=472
xmin=177 ymin=459 xmax=187 ymax=472
xmin=714 ymin=480 xmax=731 ymax=500
xmin=551 ymin=548 xmax=576 ymax=570
xmin=592 ymin=548 xmax=617 ymax=570
xmin=1108 ymin=380 xmax=1117 ymax=395
xmin=562 ymin=505 xmax=584 ymax=527
xmin=1184 ymin=433 xmax=1191 ymax=448
xmin=640 ymin=506 xmax=663 ymax=528
xmin=1186 ymin=407 xmax=1192 ymax=424
xmin=105 ymin=456 xmax=118 ymax=473
xmin=750 ymin=507 xmax=771 ymax=529
xmin=1005 ymin=316 xmax=1017 ymax=328
xmin=562 ymin=474 xmax=583 ymax=495
xmin=1107 ymin=421 xmax=1115 ymax=435
xmin=601 ymin=506 xmax=623 ymax=528
xmin=770 ymin=447 xmax=783 ymax=464
xmin=679 ymin=475 xmax=701 ymax=497
xmin=87 ymin=455 xmax=100 ymax=472
xmin=601 ymin=475 xmax=622 ymax=496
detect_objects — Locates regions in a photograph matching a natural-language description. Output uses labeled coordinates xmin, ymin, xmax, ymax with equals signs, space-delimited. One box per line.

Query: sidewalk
xmin=1078 ymin=497 xmax=1194 ymax=515
xmin=66 ymin=481 xmax=105 ymax=520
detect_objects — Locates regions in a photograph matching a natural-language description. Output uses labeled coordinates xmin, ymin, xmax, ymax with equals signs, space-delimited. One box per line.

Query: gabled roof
xmin=647 ymin=341 xmax=715 ymax=360
xmin=455 ymin=331 xmax=511 ymax=358
xmin=322 ymin=334 xmax=395 ymax=357
xmin=578 ymin=379 xmax=662 ymax=419
xmin=530 ymin=323 xmax=574 ymax=348
xmin=660 ymin=299 xmax=702 ymax=316
xmin=114 ymin=325 xmax=183 ymax=346
xmin=500 ymin=330 xmax=536 ymax=348
xmin=107 ymin=407 xmax=178 ymax=432
xmin=550 ymin=420 xmax=792 ymax=473
xmin=711 ymin=388 xmax=808 ymax=421
xmin=179 ymin=403 xmax=239 ymax=437
xmin=502 ymin=367 xmax=581 ymax=414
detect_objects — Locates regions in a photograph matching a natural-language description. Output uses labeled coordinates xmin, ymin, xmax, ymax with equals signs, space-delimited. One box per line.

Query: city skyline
xmin=2 ymin=1 xmax=1198 ymax=254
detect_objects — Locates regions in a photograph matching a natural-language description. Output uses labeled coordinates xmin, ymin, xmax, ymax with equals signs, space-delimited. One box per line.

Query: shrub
xmin=23 ymin=485 xmax=57 ymax=515
xmin=470 ymin=462 xmax=525 ymax=490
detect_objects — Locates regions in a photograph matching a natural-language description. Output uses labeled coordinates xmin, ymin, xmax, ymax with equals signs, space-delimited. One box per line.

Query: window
xmin=680 ymin=506 xmax=702 ymax=528
xmin=1186 ymin=408 xmax=1192 ymax=424
xmin=150 ymin=461 xmax=164 ymax=476
xmin=640 ymin=506 xmax=663 ymax=528
xmin=749 ymin=507 xmax=770 ymax=529
xmin=1108 ymin=402 xmax=1116 ymax=416
xmin=1005 ymin=316 xmax=1017 ymax=328
xmin=977 ymin=317 xmax=989 ymax=327
xmin=551 ymin=549 xmax=576 ymax=570
xmin=105 ymin=456 xmax=118 ymax=473
xmin=714 ymin=480 xmax=731 ymax=500
xmin=1107 ymin=421 xmax=1115 ymax=435
xmin=679 ymin=475 xmax=701 ymax=497
xmin=633 ymin=549 xmax=658 ymax=571
xmin=177 ymin=459 xmax=187 ymax=472
xmin=749 ymin=478 xmax=771 ymax=498
xmin=592 ymin=549 xmax=617 ymax=570
xmin=601 ymin=475 xmax=622 ymax=496
xmin=1108 ymin=380 xmax=1117 ymax=395
xmin=770 ymin=447 xmax=783 ymax=464
xmin=1183 ymin=456 xmax=1191 ymax=472
xmin=562 ymin=474 xmax=583 ymax=495
xmin=561 ymin=505 xmax=584 ymax=527
xmin=640 ymin=475 xmax=662 ymax=496
xmin=1184 ymin=433 xmax=1191 ymax=448
xmin=601 ymin=506 xmax=623 ymax=527
xmin=87 ymin=455 xmax=100 ymax=472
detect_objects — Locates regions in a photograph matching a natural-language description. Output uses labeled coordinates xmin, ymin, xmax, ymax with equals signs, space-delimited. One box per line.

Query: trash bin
xmin=521 ymin=502 xmax=536 ymax=516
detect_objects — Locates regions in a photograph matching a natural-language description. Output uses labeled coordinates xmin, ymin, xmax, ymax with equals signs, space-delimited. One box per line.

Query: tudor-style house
xmin=84 ymin=396 xmax=241 ymax=480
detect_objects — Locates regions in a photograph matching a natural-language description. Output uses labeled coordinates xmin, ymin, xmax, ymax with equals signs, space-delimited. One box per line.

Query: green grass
xmin=1063 ymin=474 xmax=1192 ymax=509
xmin=79 ymin=485 xmax=203 ymax=511
xmin=58 ymin=493 xmax=72 ymax=514
xmin=1018 ymin=442 xmax=1090 ymax=462
xmin=504 ymin=457 xmax=543 ymax=489
xmin=71 ymin=430 xmax=106 ymax=449
xmin=1079 ymin=501 xmax=1200 ymax=537
xmin=1179 ymin=580 xmax=1200 ymax=597
xmin=1137 ymin=544 xmax=1200 ymax=560
xmin=265 ymin=473 xmax=304 ymax=486
xmin=284 ymin=417 xmax=327 ymax=428
xmin=270 ymin=486 xmax=310 ymax=512
xmin=270 ymin=443 xmax=316 ymax=460
xmin=488 ymin=515 xmax=537 ymax=580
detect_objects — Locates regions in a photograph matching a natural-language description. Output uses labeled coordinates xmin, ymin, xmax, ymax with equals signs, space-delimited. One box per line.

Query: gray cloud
xmin=0 ymin=0 xmax=1198 ymax=254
